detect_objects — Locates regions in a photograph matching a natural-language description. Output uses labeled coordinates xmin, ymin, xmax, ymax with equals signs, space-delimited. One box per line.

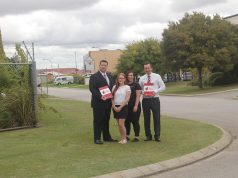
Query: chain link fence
xmin=0 ymin=62 xmax=38 ymax=129
xmin=37 ymin=74 xmax=49 ymax=96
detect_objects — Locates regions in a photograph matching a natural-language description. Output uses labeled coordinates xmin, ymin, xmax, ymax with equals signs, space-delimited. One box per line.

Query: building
xmin=37 ymin=68 xmax=89 ymax=76
xmin=83 ymin=49 xmax=123 ymax=73
xmin=224 ymin=14 xmax=238 ymax=25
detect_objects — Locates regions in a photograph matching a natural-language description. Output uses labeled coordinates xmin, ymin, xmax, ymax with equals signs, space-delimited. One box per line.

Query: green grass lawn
xmin=46 ymin=83 xmax=89 ymax=89
xmin=162 ymin=81 xmax=238 ymax=95
xmin=0 ymin=99 xmax=222 ymax=178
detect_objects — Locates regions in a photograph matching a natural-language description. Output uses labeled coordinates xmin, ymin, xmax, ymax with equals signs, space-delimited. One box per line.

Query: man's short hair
xmin=100 ymin=60 xmax=108 ymax=65
xmin=144 ymin=61 xmax=151 ymax=66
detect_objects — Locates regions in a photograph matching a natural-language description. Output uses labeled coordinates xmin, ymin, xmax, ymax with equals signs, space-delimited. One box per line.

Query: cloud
xmin=170 ymin=0 xmax=226 ymax=12
xmin=1 ymin=0 xmax=238 ymax=69
xmin=0 ymin=0 xmax=100 ymax=16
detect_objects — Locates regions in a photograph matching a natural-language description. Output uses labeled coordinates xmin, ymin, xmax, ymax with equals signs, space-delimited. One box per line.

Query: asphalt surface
xmin=42 ymin=87 xmax=238 ymax=178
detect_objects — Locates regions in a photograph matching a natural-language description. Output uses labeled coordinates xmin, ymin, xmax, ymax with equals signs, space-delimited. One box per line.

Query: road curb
xmin=94 ymin=125 xmax=232 ymax=178
xmin=161 ymin=88 xmax=238 ymax=97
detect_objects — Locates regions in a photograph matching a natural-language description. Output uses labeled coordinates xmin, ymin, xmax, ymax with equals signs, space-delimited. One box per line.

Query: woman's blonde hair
xmin=112 ymin=73 xmax=126 ymax=97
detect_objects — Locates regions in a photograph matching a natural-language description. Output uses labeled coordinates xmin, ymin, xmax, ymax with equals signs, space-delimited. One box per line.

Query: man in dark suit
xmin=89 ymin=60 xmax=116 ymax=144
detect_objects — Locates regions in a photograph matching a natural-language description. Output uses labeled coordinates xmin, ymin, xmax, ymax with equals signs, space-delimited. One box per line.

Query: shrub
xmin=206 ymin=72 xmax=224 ymax=86
xmin=72 ymin=74 xmax=85 ymax=84
xmin=0 ymin=111 xmax=12 ymax=129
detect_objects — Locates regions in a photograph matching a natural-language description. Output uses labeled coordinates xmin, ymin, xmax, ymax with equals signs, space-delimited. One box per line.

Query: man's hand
xmin=152 ymin=91 xmax=156 ymax=96
xmin=101 ymin=95 xmax=107 ymax=101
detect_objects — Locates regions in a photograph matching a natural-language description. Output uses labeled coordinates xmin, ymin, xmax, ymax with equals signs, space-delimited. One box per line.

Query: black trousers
xmin=93 ymin=106 xmax=112 ymax=141
xmin=125 ymin=104 xmax=141 ymax=137
xmin=142 ymin=97 xmax=160 ymax=139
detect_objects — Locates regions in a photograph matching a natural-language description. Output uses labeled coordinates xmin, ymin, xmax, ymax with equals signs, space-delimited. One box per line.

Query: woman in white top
xmin=112 ymin=73 xmax=131 ymax=144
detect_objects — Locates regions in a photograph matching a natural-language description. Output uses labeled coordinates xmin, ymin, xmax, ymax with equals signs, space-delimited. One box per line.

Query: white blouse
xmin=112 ymin=85 xmax=131 ymax=105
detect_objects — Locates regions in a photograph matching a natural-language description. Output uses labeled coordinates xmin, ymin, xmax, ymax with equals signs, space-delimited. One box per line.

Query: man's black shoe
xmin=132 ymin=138 xmax=139 ymax=142
xmin=126 ymin=137 xmax=130 ymax=141
xmin=144 ymin=137 xmax=152 ymax=141
xmin=155 ymin=138 xmax=161 ymax=142
xmin=104 ymin=138 xmax=118 ymax=142
xmin=94 ymin=140 xmax=103 ymax=144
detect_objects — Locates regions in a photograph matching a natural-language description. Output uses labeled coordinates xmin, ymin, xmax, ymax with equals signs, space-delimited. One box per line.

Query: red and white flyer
xmin=99 ymin=86 xmax=112 ymax=99
xmin=144 ymin=83 xmax=154 ymax=97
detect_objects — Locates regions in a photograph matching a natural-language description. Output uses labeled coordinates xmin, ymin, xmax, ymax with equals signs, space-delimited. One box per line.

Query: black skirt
xmin=113 ymin=105 xmax=128 ymax=119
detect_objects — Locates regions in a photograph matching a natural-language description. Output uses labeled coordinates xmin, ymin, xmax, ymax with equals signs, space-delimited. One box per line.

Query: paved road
xmin=43 ymin=87 xmax=238 ymax=178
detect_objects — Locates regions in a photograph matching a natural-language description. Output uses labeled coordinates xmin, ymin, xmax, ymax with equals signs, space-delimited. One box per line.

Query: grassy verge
xmin=45 ymin=81 xmax=238 ymax=95
xmin=45 ymin=83 xmax=89 ymax=89
xmin=162 ymin=81 xmax=238 ymax=95
xmin=0 ymin=99 xmax=222 ymax=177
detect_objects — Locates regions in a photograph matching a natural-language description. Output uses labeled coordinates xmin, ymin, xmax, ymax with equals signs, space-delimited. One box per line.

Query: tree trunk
xmin=197 ymin=67 xmax=203 ymax=89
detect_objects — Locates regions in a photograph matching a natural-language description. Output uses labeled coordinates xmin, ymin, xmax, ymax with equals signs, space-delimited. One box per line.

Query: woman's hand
xmin=114 ymin=107 xmax=120 ymax=112
xmin=114 ymin=106 xmax=122 ymax=112
xmin=133 ymin=105 xmax=138 ymax=112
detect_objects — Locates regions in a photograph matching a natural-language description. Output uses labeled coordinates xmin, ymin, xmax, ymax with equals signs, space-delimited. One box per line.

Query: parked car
xmin=163 ymin=73 xmax=177 ymax=82
xmin=181 ymin=72 xmax=193 ymax=81
xmin=54 ymin=76 xmax=74 ymax=85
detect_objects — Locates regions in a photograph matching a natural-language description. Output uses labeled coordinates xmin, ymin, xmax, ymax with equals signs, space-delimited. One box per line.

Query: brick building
xmin=83 ymin=49 xmax=123 ymax=73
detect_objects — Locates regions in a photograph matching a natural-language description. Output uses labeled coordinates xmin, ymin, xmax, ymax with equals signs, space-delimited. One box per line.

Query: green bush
xmin=72 ymin=74 xmax=85 ymax=84
xmin=206 ymin=72 xmax=224 ymax=86
xmin=0 ymin=111 xmax=12 ymax=129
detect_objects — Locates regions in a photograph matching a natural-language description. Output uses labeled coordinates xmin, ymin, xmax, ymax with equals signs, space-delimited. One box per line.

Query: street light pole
xmin=42 ymin=59 xmax=53 ymax=72
xmin=74 ymin=51 xmax=78 ymax=74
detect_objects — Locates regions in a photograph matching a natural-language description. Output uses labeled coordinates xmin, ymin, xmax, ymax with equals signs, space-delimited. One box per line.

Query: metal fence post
xmin=30 ymin=61 xmax=38 ymax=126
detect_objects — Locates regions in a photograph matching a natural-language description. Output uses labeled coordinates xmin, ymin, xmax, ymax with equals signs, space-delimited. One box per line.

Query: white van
xmin=54 ymin=76 xmax=74 ymax=85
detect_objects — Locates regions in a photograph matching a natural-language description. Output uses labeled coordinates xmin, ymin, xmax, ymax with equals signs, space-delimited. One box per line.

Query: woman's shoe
xmin=119 ymin=139 xmax=127 ymax=144
xmin=121 ymin=139 xmax=127 ymax=144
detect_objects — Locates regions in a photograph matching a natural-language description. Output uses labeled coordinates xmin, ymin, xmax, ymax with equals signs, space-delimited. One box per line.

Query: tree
xmin=0 ymin=29 xmax=6 ymax=62
xmin=161 ymin=12 xmax=238 ymax=88
xmin=117 ymin=38 xmax=163 ymax=76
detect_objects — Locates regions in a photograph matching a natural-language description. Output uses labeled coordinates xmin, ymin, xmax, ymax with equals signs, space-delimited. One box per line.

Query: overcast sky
xmin=0 ymin=0 xmax=237 ymax=69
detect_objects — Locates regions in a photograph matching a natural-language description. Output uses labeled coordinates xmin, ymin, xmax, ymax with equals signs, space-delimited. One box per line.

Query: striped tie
xmin=147 ymin=75 xmax=151 ymax=83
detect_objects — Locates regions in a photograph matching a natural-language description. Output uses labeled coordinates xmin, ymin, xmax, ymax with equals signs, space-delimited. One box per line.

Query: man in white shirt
xmin=139 ymin=62 xmax=166 ymax=142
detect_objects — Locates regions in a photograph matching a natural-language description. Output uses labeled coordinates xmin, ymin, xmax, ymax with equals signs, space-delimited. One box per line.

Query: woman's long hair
xmin=112 ymin=73 xmax=126 ymax=97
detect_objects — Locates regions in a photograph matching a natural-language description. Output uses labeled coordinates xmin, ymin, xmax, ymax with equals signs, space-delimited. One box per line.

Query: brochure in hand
xmin=99 ymin=86 xmax=112 ymax=99
xmin=144 ymin=83 xmax=154 ymax=97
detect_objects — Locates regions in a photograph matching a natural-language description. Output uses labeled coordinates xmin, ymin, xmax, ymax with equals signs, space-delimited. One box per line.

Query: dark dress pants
xmin=125 ymin=104 xmax=141 ymax=137
xmin=142 ymin=98 xmax=160 ymax=139
xmin=93 ymin=105 xmax=112 ymax=141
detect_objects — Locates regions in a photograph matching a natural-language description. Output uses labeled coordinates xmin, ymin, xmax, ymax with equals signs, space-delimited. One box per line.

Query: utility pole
xmin=58 ymin=64 xmax=60 ymax=76
xmin=74 ymin=51 xmax=78 ymax=74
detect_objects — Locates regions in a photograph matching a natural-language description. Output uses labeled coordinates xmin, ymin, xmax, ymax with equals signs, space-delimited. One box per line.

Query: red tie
xmin=147 ymin=75 xmax=151 ymax=83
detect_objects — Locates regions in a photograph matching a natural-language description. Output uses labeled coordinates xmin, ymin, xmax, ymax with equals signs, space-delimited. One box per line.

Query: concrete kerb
xmin=94 ymin=125 xmax=232 ymax=178
xmin=161 ymin=88 xmax=238 ymax=97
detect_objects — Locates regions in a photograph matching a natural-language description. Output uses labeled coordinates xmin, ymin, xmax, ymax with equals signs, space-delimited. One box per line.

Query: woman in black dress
xmin=125 ymin=72 xmax=142 ymax=142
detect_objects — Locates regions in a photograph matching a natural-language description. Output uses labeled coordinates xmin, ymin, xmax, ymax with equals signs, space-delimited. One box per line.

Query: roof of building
xmin=223 ymin=14 xmax=238 ymax=19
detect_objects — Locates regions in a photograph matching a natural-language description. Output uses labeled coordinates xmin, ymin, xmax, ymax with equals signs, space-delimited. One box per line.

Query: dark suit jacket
xmin=89 ymin=71 xmax=114 ymax=108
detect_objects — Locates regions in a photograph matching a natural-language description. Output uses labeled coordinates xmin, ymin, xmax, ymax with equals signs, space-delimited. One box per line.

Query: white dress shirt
xmin=139 ymin=72 xmax=166 ymax=98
